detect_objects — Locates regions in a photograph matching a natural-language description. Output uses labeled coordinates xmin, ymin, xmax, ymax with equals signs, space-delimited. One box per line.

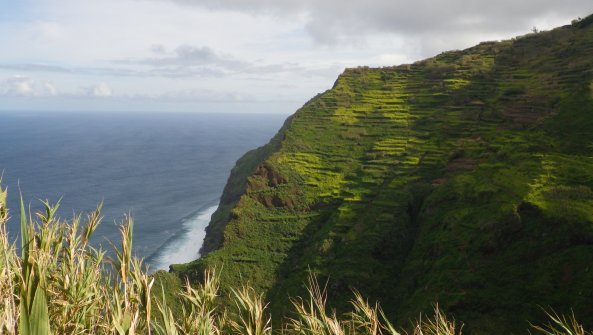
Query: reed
xmin=0 ymin=186 xmax=587 ymax=334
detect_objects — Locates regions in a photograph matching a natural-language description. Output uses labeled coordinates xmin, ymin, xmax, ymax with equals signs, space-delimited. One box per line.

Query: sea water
xmin=0 ymin=111 xmax=285 ymax=270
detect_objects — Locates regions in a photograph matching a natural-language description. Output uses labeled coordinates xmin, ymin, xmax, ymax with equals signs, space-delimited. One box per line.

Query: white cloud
xmin=33 ymin=21 xmax=63 ymax=40
xmin=116 ymin=44 xmax=247 ymax=71
xmin=0 ymin=0 xmax=591 ymax=112
xmin=82 ymin=83 xmax=113 ymax=97
xmin=0 ymin=43 xmax=342 ymax=80
xmin=150 ymin=44 xmax=167 ymax=54
xmin=0 ymin=75 xmax=58 ymax=97
xmin=42 ymin=81 xmax=57 ymax=96
xmin=157 ymin=87 xmax=254 ymax=102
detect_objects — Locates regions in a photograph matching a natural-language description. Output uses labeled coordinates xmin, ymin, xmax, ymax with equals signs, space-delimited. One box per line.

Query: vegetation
xmin=173 ymin=14 xmax=593 ymax=334
xmin=2 ymin=13 xmax=593 ymax=335
xmin=0 ymin=188 xmax=591 ymax=334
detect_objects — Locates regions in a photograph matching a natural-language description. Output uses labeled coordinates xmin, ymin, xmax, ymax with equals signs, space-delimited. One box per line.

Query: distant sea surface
xmin=0 ymin=111 xmax=286 ymax=270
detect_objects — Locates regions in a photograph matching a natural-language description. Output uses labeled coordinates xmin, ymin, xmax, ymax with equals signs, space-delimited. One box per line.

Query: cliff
xmin=172 ymin=15 xmax=593 ymax=334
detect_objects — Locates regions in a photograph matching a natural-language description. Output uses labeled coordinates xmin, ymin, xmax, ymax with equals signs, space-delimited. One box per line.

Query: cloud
xmin=115 ymin=44 xmax=248 ymax=72
xmin=150 ymin=44 xmax=167 ymax=54
xmin=82 ymin=83 xmax=113 ymax=97
xmin=0 ymin=63 xmax=71 ymax=73
xmin=156 ymin=87 xmax=255 ymax=102
xmin=0 ymin=61 xmax=226 ymax=79
xmin=164 ymin=0 xmax=593 ymax=44
xmin=4 ymin=0 xmax=590 ymax=113
xmin=0 ymin=44 xmax=337 ymax=80
xmin=0 ymin=77 xmax=259 ymax=103
xmin=173 ymin=45 xmax=245 ymax=68
xmin=72 ymin=86 xmax=261 ymax=103
xmin=31 ymin=21 xmax=64 ymax=40
xmin=114 ymin=43 xmax=346 ymax=78
xmin=0 ymin=75 xmax=58 ymax=97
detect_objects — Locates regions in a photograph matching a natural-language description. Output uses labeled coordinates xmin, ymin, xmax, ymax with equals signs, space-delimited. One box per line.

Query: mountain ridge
xmin=171 ymin=15 xmax=593 ymax=334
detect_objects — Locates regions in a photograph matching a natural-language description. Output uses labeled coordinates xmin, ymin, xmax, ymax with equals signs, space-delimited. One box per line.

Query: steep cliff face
xmin=173 ymin=16 xmax=593 ymax=333
xmin=198 ymin=115 xmax=295 ymax=256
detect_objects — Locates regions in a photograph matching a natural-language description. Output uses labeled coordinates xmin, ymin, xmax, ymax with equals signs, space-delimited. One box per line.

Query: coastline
xmin=146 ymin=203 xmax=218 ymax=271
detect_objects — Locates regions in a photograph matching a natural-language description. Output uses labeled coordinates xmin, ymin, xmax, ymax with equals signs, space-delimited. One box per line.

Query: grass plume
xmin=0 ymin=188 xmax=589 ymax=334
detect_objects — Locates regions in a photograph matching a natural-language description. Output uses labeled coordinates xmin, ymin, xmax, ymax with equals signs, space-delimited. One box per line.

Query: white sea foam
xmin=151 ymin=205 xmax=217 ymax=270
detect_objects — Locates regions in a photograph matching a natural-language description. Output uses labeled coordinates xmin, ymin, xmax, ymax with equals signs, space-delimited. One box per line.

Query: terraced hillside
xmin=172 ymin=15 xmax=593 ymax=334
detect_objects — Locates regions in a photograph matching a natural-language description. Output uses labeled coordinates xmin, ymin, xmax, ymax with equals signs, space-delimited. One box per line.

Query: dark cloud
xmin=165 ymin=0 xmax=593 ymax=44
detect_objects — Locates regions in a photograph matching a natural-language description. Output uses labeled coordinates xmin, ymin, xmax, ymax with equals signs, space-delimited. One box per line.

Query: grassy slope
xmin=172 ymin=16 xmax=593 ymax=334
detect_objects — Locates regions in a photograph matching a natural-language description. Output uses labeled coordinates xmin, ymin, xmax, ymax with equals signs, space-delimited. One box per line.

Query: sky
xmin=0 ymin=0 xmax=591 ymax=114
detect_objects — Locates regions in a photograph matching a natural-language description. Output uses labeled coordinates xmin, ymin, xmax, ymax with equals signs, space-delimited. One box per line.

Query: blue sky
xmin=0 ymin=0 xmax=591 ymax=114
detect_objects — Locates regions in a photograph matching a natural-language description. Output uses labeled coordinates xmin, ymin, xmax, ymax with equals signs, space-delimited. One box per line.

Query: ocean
xmin=0 ymin=111 xmax=286 ymax=271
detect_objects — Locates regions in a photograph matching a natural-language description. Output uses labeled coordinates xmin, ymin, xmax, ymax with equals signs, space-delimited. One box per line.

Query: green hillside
xmin=172 ymin=15 xmax=593 ymax=334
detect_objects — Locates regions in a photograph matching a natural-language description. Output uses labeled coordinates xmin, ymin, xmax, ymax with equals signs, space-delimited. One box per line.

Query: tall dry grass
xmin=0 ymin=184 xmax=586 ymax=334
